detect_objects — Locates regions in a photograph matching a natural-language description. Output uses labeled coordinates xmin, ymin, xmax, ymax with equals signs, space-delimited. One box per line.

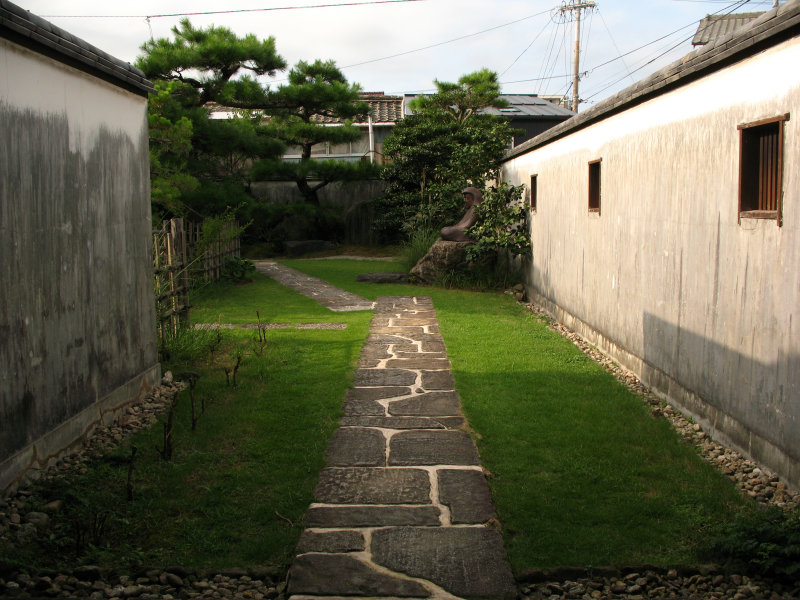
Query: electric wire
xmin=582 ymin=0 xmax=751 ymax=101
xmin=41 ymin=0 xmax=425 ymax=19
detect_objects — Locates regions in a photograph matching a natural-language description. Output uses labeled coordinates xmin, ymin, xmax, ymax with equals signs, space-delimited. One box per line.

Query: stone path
xmin=287 ymin=296 xmax=516 ymax=600
xmin=255 ymin=261 xmax=375 ymax=312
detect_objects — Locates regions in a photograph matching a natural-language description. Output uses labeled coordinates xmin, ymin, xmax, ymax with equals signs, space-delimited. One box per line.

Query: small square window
xmin=530 ymin=174 xmax=538 ymax=213
xmin=738 ymin=114 xmax=788 ymax=225
xmin=588 ymin=159 xmax=601 ymax=213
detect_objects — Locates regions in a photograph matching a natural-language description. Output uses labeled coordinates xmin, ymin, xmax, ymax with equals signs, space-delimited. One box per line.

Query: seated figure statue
xmin=440 ymin=187 xmax=483 ymax=242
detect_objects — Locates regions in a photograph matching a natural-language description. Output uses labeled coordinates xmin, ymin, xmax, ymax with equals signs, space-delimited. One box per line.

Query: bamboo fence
xmin=153 ymin=218 xmax=241 ymax=341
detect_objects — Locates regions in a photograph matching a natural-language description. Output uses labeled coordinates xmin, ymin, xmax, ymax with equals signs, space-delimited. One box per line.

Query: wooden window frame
xmin=588 ymin=159 xmax=602 ymax=214
xmin=738 ymin=113 xmax=789 ymax=227
xmin=530 ymin=174 xmax=538 ymax=214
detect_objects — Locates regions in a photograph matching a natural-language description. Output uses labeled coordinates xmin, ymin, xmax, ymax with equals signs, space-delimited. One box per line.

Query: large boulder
xmin=410 ymin=240 xmax=471 ymax=283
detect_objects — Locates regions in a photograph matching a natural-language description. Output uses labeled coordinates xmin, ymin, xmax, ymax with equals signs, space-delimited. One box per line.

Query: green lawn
xmin=6 ymin=258 xmax=751 ymax=575
xmin=281 ymin=258 xmax=750 ymax=570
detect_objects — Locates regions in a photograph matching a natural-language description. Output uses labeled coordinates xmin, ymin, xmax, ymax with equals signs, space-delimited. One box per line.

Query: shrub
xmin=222 ymin=257 xmax=255 ymax=282
xmin=400 ymin=226 xmax=440 ymax=272
xmin=703 ymin=506 xmax=800 ymax=580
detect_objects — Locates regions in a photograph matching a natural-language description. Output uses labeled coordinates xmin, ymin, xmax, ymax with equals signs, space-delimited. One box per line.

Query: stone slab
xmin=346 ymin=387 xmax=411 ymax=401
xmin=339 ymin=416 xmax=446 ymax=429
xmin=420 ymin=370 xmax=455 ymax=390
xmin=438 ymin=469 xmax=497 ymax=524
xmin=315 ymin=468 xmax=430 ymax=504
xmin=342 ymin=398 xmax=385 ymax=416
xmin=295 ymin=530 xmax=365 ymax=554
xmin=288 ymin=554 xmax=428 ymax=598
xmin=357 ymin=358 xmax=381 ymax=368
xmin=389 ymin=430 xmax=479 ymax=466
xmin=388 ymin=392 xmax=462 ymax=416
xmin=371 ymin=326 xmax=425 ymax=335
xmin=371 ymin=527 xmax=516 ymax=599
xmin=325 ymin=428 xmax=386 ymax=466
xmin=385 ymin=358 xmax=451 ymax=370
xmin=360 ymin=344 xmax=392 ymax=358
xmin=305 ymin=506 xmax=441 ymax=528
xmin=353 ymin=369 xmax=416 ymax=387
xmin=393 ymin=351 xmax=447 ymax=359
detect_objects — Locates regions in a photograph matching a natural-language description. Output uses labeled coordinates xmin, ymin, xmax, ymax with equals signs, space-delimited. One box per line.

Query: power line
xmin=339 ymin=8 xmax=553 ymax=71
xmin=500 ymin=17 xmax=552 ymax=77
xmin=583 ymin=0 xmax=751 ymax=101
xmin=41 ymin=0 xmax=425 ymax=19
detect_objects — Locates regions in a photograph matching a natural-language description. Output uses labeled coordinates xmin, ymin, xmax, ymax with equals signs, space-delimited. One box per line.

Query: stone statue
xmin=440 ymin=187 xmax=483 ymax=242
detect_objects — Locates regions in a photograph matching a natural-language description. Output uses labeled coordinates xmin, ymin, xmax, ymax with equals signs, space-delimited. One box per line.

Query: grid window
xmin=738 ymin=114 xmax=788 ymax=225
xmin=588 ymin=159 xmax=601 ymax=213
xmin=530 ymin=175 xmax=538 ymax=213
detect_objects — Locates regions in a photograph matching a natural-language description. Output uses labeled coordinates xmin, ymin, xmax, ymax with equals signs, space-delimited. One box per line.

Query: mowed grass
xmin=9 ymin=273 xmax=372 ymax=572
xmin=282 ymin=258 xmax=750 ymax=571
xmin=9 ymin=259 xmax=750 ymax=574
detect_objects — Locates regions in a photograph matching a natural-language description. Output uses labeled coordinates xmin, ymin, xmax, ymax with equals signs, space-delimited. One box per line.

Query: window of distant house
xmin=738 ymin=114 xmax=789 ymax=226
xmin=530 ymin=175 xmax=538 ymax=213
xmin=588 ymin=159 xmax=601 ymax=213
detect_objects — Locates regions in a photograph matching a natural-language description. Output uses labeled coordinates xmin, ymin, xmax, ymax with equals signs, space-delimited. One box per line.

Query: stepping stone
xmin=420 ymin=370 xmax=455 ymax=390
xmin=315 ymin=468 xmax=430 ymax=504
xmin=325 ymin=428 xmax=385 ymax=466
xmin=305 ymin=505 xmax=441 ymax=528
xmin=353 ymin=368 xmax=417 ymax=387
xmin=389 ymin=430 xmax=479 ymax=466
xmin=388 ymin=391 xmax=462 ymax=416
xmin=288 ymin=554 xmax=429 ymax=597
xmin=289 ymin=295 xmax=513 ymax=600
xmin=296 ymin=530 xmax=365 ymax=553
xmin=339 ymin=416 xmax=465 ymax=429
xmin=438 ymin=469 xmax=497 ymax=524
xmin=371 ymin=527 xmax=516 ymax=599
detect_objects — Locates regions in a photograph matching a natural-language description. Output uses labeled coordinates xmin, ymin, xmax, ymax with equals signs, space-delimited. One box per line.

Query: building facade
xmin=502 ymin=3 xmax=800 ymax=488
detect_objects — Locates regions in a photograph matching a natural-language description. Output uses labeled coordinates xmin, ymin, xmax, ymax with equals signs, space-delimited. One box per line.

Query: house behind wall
xmin=0 ymin=2 xmax=159 ymax=493
xmin=502 ymin=2 xmax=800 ymax=489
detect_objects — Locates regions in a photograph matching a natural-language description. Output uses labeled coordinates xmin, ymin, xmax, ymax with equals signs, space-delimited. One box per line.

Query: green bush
xmin=703 ymin=506 xmax=800 ymax=579
xmin=399 ymin=226 xmax=440 ymax=272
xmin=222 ymin=256 xmax=256 ymax=282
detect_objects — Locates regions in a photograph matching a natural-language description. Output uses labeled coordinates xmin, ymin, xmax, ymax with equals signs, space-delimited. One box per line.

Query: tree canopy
xmin=374 ymin=69 xmax=516 ymax=240
xmin=249 ymin=60 xmax=378 ymax=205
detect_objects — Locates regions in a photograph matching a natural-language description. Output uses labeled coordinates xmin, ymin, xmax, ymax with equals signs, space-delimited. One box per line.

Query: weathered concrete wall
xmin=502 ymin=36 xmax=800 ymax=488
xmin=250 ymin=179 xmax=387 ymax=209
xmin=0 ymin=39 xmax=159 ymax=492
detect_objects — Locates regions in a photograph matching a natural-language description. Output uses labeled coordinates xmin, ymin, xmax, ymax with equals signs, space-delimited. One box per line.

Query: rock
xmin=410 ymin=240 xmax=471 ymax=283
xmin=43 ymin=500 xmax=62 ymax=512
xmin=161 ymin=371 xmax=173 ymax=384
xmin=25 ymin=511 xmax=50 ymax=528
xmin=74 ymin=566 xmax=103 ymax=581
xmin=356 ymin=272 xmax=410 ymax=283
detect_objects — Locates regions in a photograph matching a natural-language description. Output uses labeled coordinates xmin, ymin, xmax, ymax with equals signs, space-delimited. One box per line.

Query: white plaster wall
xmin=503 ymin=37 xmax=800 ymax=486
xmin=0 ymin=39 xmax=146 ymax=157
xmin=0 ymin=37 xmax=158 ymax=492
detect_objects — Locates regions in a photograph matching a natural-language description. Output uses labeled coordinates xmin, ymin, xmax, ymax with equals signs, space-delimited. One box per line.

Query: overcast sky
xmin=18 ymin=0 xmax=780 ymax=109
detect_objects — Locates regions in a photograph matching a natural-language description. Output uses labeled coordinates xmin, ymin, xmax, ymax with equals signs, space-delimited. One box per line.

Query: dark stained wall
xmin=0 ymin=38 xmax=159 ymax=491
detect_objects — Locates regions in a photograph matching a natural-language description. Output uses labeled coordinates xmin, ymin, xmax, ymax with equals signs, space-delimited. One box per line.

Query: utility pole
xmin=559 ymin=0 xmax=596 ymax=113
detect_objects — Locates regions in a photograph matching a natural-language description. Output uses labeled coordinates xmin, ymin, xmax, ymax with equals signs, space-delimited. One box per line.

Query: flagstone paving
xmin=287 ymin=296 xmax=516 ymax=600
xmin=255 ymin=260 xmax=375 ymax=311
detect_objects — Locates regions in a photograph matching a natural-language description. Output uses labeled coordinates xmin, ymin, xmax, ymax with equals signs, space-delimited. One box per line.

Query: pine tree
xmin=250 ymin=60 xmax=378 ymax=205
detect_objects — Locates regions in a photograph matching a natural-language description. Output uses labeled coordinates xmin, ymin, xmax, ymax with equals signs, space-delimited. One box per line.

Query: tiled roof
xmin=403 ymin=94 xmax=575 ymax=118
xmin=313 ymin=92 xmax=403 ymax=125
xmin=692 ymin=11 xmax=765 ymax=46
xmin=0 ymin=0 xmax=153 ymax=96
xmin=360 ymin=92 xmax=404 ymax=124
xmin=505 ymin=0 xmax=800 ymax=162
